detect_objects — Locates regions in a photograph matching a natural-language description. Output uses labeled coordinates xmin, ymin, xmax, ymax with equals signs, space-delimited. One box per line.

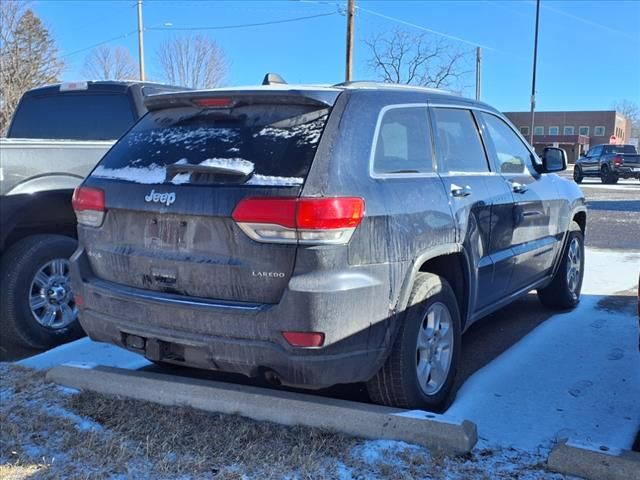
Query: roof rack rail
xmin=332 ymin=80 xmax=377 ymax=87
xmin=262 ymin=73 xmax=287 ymax=86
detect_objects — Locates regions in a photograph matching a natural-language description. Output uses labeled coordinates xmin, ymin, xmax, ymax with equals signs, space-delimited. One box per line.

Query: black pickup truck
xmin=0 ymin=80 xmax=184 ymax=354
xmin=573 ymin=144 xmax=640 ymax=184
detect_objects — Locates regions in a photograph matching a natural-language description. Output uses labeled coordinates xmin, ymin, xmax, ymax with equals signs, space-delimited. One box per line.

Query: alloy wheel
xmin=415 ymin=302 xmax=454 ymax=395
xmin=29 ymin=258 xmax=78 ymax=330
xmin=566 ymin=237 xmax=582 ymax=299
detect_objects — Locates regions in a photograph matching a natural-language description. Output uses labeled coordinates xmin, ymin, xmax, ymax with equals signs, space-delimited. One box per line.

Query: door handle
xmin=510 ymin=181 xmax=528 ymax=194
xmin=451 ymin=183 xmax=472 ymax=197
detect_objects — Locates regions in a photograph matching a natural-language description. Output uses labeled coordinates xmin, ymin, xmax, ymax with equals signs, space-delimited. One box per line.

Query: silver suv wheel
xmin=566 ymin=237 xmax=581 ymax=300
xmin=29 ymin=258 xmax=78 ymax=330
xmin=416 ymin=301 xmax=454 ymax=395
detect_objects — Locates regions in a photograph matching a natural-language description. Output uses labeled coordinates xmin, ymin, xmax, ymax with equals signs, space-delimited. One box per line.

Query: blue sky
xmin=32 ymin=0 xmax=640 ymax=112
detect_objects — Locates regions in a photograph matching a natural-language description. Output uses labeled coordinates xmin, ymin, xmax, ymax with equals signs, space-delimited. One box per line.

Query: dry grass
xmin=0 ymin=363 xmax=566 ymax=479
xmin=1 ymin=363 xmax=358 ymax=479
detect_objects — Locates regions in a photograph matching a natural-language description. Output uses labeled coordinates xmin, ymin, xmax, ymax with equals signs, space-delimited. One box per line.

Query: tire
xmin=0 ymin=235 xmax=84 ymax=350
xmin=573 ymin=165 xmax=583 ymax=184
xmin=537 ymin=221 xmax=584 ymax=310
xmin=366 ymin=273 xmax=462 ymax=412
xmin=600 ymin=164 xmax=619 ymax=184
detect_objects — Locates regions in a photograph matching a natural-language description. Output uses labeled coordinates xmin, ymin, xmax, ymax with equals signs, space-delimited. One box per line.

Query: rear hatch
xmin=77 ymin=89 xmax=340 ymax=304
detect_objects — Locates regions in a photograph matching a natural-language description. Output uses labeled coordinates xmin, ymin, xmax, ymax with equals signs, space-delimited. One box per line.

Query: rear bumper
xmin=616 ymin=167 xmax=640 ymax=179
xmin=71 ymin=248 xmax=397 ymax=388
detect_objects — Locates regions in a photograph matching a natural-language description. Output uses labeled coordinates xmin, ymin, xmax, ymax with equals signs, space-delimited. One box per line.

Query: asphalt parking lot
xmin=558 ymin=167 xmax=640 ymax=250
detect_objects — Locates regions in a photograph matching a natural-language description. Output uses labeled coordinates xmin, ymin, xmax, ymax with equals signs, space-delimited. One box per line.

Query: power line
xmin=59 ymin=10 xmax=337 ymax=60
xmin=355 ymin=5 xmax=494 ymax=50
xmin=295 ymin=0 xmax=498 ymax=50
xmin=147 ymin=11 xmax=337 ymax=32
xmin=59 ymin=30 xmax=138 ymax=59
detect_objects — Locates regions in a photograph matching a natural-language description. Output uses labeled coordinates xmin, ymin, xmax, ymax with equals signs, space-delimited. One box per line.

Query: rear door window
xmin=431 ymin=108 xmax=489 ymax=172
xmin=93 ymin=103 xmax=330 ymax=186
xmin=371 ymin=106 xmax=432 ymax=176
xmin=9 ymin=92 xmax=135 ymax=140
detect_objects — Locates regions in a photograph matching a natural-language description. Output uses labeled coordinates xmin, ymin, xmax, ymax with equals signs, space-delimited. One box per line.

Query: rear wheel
xmin=537 ymin=221 xmax=584 ymax=310
xmin=600 ymin=164 xmax=619 ymax=184
xmin=573 ymin=165 xmax=583 ymax=184
xmin=0 ymin=235 xmax=84 ymax=350
xmin=366 ymin=273 xmax=461 ymax=412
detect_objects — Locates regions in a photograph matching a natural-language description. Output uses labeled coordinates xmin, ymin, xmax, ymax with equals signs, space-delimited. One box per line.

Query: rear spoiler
xmin=144 ymin=89 xmax=341 ymax=111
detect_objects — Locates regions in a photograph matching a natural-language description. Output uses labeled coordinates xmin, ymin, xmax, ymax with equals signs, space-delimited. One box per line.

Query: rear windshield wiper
xmin=165 ymin=163 xmax=254 ymax=184
xmin=266 ymin=108 xmax=329 ymax=129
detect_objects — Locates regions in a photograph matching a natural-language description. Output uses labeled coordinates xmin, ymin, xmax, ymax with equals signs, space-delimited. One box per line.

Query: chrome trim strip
xmin=89 ymin=277 xmax=264 ymax=312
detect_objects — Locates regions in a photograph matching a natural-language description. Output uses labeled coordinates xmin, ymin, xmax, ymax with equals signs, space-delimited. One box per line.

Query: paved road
xmin=557 ymin=169 xmax=640 ymax=250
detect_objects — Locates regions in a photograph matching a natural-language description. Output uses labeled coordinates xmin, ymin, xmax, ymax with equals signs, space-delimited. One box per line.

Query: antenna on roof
xmin=262 ymin=73 xmax=287 ymax=86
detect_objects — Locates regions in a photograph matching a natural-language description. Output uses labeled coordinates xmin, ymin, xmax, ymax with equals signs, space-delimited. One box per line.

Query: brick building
xmin=503 ymin=110 xmax=631 ymax=162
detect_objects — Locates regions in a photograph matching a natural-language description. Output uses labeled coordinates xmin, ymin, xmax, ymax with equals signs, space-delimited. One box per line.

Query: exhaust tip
xmin=263 ymin=369 xmax=283 ymax=387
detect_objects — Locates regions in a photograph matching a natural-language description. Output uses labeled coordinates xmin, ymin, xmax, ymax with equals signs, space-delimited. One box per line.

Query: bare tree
xmin=156 ymin=34 xmax=227 ymax=89
xmin=0 ymin=1 xmax=64 ymax=133
xmin=613 ymin=100 xmax=640 ymax=139
xmin=365 ymin=29 xmax=470 ymax=91
xmin=82 ymin=45 xmax=137 ymax=81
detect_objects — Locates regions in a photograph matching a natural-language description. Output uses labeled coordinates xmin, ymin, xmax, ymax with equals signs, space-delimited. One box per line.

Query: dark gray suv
xmin=71 ymin=83 xmax=587 ymax=411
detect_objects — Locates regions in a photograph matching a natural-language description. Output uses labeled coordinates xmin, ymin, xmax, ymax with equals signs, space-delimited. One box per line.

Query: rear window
xmin=92 ymin=103 xmax=330 ymax=186
xmin=9 ymin=92 xmax=136 ymax=140
xmin=603 ymin=145 xmax=636 ymax=155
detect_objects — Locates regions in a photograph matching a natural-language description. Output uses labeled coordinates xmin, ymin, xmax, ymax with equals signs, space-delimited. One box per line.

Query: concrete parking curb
xmin=547 ymin=440 xmax=640 ymax=480
xmin=46 ymin=364 xmax=477 ymax=454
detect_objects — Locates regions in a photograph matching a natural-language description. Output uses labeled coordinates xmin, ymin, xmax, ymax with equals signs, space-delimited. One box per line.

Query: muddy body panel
xmin=71 ymin=85 xmax=586 ymax=389
xmin=72 ymin=247 xmax=397 ymax=387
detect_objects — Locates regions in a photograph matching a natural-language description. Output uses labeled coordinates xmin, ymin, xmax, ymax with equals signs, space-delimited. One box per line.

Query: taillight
xmin=614 ymin=155 xmax=623 ymax=166
xmin=232 ymin=197 xmax=365 ymax=245
xmin=72 ymin=186 xmax=105 ymax=227
xmin=282 ymin=331 xmax=325 ymax=348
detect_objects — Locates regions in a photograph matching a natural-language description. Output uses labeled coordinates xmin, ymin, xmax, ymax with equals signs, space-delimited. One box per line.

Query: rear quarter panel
xmin=303 ymin=90 xmax=456 ymax=313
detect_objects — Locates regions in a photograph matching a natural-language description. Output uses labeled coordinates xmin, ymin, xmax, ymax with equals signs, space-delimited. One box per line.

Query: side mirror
xmin=542 ymin=147 xmax=567 ymax=173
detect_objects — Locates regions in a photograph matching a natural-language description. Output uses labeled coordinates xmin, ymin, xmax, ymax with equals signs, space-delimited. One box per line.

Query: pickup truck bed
xmin=0 ymin=138 xmax=114 ymax=197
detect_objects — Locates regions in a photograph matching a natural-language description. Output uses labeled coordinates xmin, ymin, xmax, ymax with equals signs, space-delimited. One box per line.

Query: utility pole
xmin=137 ymin=0 xmax=145 ymax=81
xmin=529 ymin=0 xmax=540 ymax=145
xmin=345 ymin=0 xmax=355 ymax=82
xmin=475 ymin=47 xmax=481 ymax=101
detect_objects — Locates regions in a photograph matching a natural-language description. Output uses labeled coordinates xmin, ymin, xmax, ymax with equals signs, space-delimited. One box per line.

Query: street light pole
xmin=475 ymin=47 xmax=481 ymax=101
xmin=137 ymin=0 xmax=145 ymax=81
xmin=529 ymin=0 xmax=540 ymax=146
xmin=345 ymin=0 xmax=355 ymax=82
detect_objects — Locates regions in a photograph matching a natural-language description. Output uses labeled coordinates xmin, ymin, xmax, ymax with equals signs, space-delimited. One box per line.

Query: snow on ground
xmin=446 ymin=248 xmax=640 ymax=452
xmin=18 ymin=336 xmax=150 ymax=371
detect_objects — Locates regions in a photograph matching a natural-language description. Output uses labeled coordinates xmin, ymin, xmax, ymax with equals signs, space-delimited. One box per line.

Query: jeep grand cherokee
xmin=70 ymin=81 xmax=587 ymax=411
